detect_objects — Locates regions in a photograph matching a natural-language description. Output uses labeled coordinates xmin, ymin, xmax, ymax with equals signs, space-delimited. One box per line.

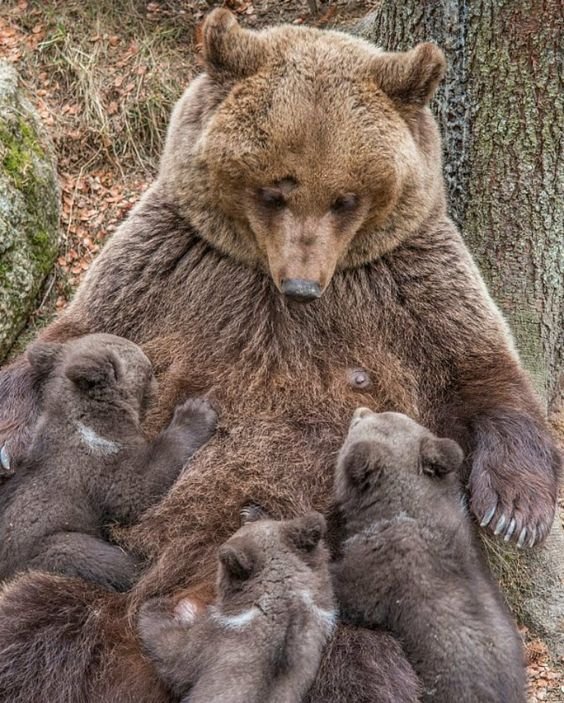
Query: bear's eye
xmin=331 ymin=193 xmax=359 ymax=214
xmin=257 ymin=187 xmax=286 ymax=210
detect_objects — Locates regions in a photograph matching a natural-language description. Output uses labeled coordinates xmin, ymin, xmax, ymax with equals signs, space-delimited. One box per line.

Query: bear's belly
xmin=123 ymin=352 xmax=424 ymax=598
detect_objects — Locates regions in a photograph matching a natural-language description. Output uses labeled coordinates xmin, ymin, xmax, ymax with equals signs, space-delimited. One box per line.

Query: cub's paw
xmin=469 ymin=464 xmax=557 ymax=549
xmin=138 ymin=597 xmax=177 ymax=640
xmin=171 ymin=397 xmax=218 ymax=439
xmin=240 ymin=503 xmax=269 ymax=525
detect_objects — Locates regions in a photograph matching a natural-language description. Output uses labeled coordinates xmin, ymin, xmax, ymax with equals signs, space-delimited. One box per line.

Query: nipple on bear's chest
xmin=346 ymin=368 xmax=372 ymax=391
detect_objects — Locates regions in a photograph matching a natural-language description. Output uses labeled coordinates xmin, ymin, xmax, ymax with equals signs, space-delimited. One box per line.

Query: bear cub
xmin=331 ymin=408 xmax=526 ymax=703
xmin=0 ymin=333 xmax=217 ymax=591
xmin=138 ymin=510 xmax=336 ymax=703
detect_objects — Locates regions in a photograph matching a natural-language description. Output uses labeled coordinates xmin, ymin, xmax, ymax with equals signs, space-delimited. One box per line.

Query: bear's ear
xmin=286 ymin=512 xmax=326 ymax=553
xmin=65 ymin=350 xmax=122 ymax=393
xmin=218 ymin=542 xmax=255 ymax=581
xmin=27 ymin=341 xmax=63 ymax=378
xmin=341 ymin=440 xmax=380 ymax=486
xmin=201 ymin=8 xmax=268 ymax=80
xmin=372 ymin=43 xmax=446 ymax=107
xmin=420 ymin=436 xmax=463 ymax=477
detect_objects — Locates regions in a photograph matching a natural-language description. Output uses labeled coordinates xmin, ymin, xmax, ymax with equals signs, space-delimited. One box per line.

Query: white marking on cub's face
xmin=76 ymin=422 xmax=121 ymax=455
xmin=208 ymin=605 xmax=260 ymax=630
xmin=299 ymin=590 xmax=337 ymax=635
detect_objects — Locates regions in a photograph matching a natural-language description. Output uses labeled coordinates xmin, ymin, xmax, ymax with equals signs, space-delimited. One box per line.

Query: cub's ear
xmin=218 ymin=542 xmax=254 ymax=581
xmin=340 ymin=440 xmax=379 ymax=486
xmin=202 ymin=8 xmax=268 ymax=80
xmin=420 ymin=436 xmax=463 ymax=477
xmin=372 ymin=43 xmax=446 ymax=107
xmin=27 ymin=341 xmax=63 ymax=377
xmin=287 ymin=512 xmax=326 ymax=553
xmin=65 ymin=351 xmax=122 ymax=392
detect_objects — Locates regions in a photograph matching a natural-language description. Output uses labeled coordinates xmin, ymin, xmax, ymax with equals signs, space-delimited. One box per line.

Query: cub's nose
xmin=353 ymin=407 xmax=373 ymax=421
xmin=281 ymin=278 xmax=321 ymax=303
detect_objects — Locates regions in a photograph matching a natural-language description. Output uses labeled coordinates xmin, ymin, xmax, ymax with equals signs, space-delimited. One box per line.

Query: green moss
xmin=0 ymin=74 xmax=59 ymax=360
xmin=0 ymin=122 xmax=35 ymax=191
xmin=30 ymin=227 xmax=57 ymax=274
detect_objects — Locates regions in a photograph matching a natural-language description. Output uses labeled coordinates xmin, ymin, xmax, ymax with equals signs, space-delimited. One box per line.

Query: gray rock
xmin=0 ymin=61 xmax=59 ymax=361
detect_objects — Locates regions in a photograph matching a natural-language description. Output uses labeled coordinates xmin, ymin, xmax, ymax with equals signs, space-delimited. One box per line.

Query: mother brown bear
xmin=0 ymin=9 xmax=559 ymax=703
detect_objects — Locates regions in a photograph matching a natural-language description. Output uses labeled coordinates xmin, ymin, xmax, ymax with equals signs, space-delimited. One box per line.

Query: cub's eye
xmin=257 ymin=187 xmax=286 ymax=210
xmin=331 ymin=193 xmax=359 ymax=214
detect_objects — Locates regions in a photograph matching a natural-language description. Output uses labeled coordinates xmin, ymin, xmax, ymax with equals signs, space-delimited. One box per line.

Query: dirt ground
xmin=0 ymin=1 xmax=562 ymax=700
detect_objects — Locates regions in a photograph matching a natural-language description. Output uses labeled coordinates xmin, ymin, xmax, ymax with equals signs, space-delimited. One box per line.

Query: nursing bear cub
xmin=332 ymin=408 xmax=527 ymax=703
xmin=0 ymin=333 xmax=217 ymax=590
xmin=138 ymin=511 xmax=335 ymax=703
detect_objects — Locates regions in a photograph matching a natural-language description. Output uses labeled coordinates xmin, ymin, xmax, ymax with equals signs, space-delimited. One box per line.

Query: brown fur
xmin=332 ymin=409 xmax=526 ymax=702
xmin=138 ymin=512 xmax=335 ymax=703
xmin=0 ymin=9 xmax=559 ymax=701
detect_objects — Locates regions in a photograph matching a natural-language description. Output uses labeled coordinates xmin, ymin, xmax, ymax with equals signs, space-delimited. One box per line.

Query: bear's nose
xmin=281 ymin=278 xmax=321 ymax=302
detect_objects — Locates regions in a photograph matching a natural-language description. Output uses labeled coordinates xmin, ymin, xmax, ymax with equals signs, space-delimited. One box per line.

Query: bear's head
xmin=27 ymin=333 xmax=156 ymax=422
xmin=160 ymin=9 xmax=446 ymax=302
xmin=216 ymin=511 xmax=333 ymax=612
xmin=335 ymin=408 xmax=464 ymax=508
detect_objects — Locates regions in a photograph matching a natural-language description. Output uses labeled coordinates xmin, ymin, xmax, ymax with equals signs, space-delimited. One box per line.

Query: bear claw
xmin=503 ymin=518 xmax=516 ymax=542
xmin=0 ymin=444 xmax=10 ymax=471
xmin=516 ymin=528 xmax=528 ymax=549
xmin=493 ymin=514 xmax=506 ymax=536
xmin=480 ymin=504 xmax=497 ymax=528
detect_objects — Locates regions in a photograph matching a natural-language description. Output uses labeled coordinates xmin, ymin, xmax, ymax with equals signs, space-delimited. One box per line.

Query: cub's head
xmin=216 ymin=511 xmax=331 ymax=601
xmin=27 ymin=333 xmax=155 ymax=420
xmin=162 ymin=9 xmax=445 ymax=302
xmin=335 ymin=408 xmax=464 ymax=507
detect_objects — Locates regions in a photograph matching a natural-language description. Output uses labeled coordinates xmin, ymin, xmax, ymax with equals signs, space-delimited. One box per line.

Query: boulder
xmin=0 ymin=60 xmax=59 ymax=361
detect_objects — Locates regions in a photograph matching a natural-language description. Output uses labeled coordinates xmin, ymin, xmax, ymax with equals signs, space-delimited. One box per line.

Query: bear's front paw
xmin=171 ymin=397 xmax=218 ymax=439
xmin=469 ymin=464 xmax=557 ymax=548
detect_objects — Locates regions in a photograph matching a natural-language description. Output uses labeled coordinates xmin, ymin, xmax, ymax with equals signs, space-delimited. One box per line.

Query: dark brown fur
xmin=138 ymin=513 xmax=335 ymax=703
xmin=332 ymin=409 xmax=527 ymax=702
xmin=0 ymin=9 xmax=559 ymax=701
xmin=0 ymin=333 xmax=217 ymax=590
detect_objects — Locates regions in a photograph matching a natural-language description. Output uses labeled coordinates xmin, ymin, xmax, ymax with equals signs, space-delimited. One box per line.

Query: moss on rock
xmin=0 ymin=61 xmax=59 ymax=361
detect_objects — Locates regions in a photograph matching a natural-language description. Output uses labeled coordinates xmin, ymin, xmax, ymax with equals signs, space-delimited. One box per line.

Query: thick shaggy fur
xmin=0 ymin=334 xmax=217 ymax=590
xmin=138 ymin=513 xmax=335 ymax=703
xmin=332 ymin=409 xmax=526 ymax=702
xmin=0 ymin=9 xmax=559 ymax=701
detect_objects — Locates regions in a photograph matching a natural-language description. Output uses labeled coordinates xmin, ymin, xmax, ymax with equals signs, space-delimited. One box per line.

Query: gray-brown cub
xmin=138 ymin=511 xmax=335 ymax=703
xmin=332 ymin=408 xmax=526 ymax=703
xmin=0 ymin=333 xmax=217 ymax=591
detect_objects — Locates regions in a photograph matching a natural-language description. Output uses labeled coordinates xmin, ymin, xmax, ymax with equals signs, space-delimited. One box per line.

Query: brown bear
xmin=0 ymin=8 xmax=559 ymax=702
xmin=332 ymin=408 xmax=527 ymax=703
xmin=0 ymin=333 xmax=217 ymax=591
xmin=138 ymin=511 xmax=335 ymax=703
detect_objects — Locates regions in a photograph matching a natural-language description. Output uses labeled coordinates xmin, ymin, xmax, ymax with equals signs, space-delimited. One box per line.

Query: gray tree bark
xmin=356 ymin=0 xmax=564 ymax=657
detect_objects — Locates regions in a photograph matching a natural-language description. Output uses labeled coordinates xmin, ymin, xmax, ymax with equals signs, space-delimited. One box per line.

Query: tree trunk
xmin=356 ymin=0 xmax=564 ymax=657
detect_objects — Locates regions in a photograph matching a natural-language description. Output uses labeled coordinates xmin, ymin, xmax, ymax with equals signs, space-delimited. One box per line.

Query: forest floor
xmin=0 ymin=1 xmax=562 ymax=700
